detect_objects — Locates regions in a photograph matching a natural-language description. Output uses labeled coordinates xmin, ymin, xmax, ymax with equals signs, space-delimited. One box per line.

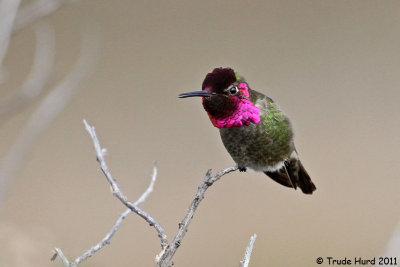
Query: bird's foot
xmin=238 ymin=166 xmax=247 ymax=172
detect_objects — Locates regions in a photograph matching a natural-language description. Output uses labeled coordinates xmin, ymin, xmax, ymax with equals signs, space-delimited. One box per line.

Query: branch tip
xmin=239 ymin=234 xmax=257 ymax=267
xmin=52 ymin=248 xmax=70 ymax=266
xmin=50 ymin=251 xmax=57 ymax=261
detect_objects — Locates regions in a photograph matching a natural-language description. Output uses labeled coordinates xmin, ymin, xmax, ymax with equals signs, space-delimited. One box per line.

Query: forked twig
xmin=82 ymin=120 xmax=168 ymax=249
xmin=53 ymin=121 xmax=244 ymax=267
xmin=52 ymin=121 xmax=167 ymax=267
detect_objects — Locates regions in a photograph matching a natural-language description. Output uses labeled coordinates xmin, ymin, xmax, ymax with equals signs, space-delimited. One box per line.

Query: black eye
xmin=229 ymin=86 xmax=239 ymax=95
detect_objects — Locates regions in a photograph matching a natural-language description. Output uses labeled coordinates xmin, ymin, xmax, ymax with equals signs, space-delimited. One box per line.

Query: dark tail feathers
xmin=264 ymin=159 xmax=316 ymax=194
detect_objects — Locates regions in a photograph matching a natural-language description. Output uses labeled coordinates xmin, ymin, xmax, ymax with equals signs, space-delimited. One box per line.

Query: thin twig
xmin=52 ymin=121 xmax=242 ymax=266
xmin=83 ymin=120 xmax=168 ymax=249
xmin=239 ymin=234 xmax=257 ymax=267
xmin=77 ymin=209 xmax=131 ymax=264
xmin=52 ymin=124 xmax=166 ymax=267
xmin=72 ymin=163 xmax=159 ymax=265
xmin=135 ymin=163 xmax=158 ymax=206
xmin=157 ymin=166 xmax=238 ymax=267
xmin=52 ymin=248 xmax=70 ymax=266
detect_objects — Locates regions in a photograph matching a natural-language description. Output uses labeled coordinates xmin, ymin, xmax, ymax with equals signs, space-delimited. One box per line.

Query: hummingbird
xmin=179 ymin=67 xmax=316 ymax=194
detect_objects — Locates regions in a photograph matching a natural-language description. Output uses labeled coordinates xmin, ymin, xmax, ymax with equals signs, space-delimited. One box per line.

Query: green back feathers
xmin=263 ymin=101 xmax=293 ymax=153
xmin=235 ymin=72 xmax=293 ymax=150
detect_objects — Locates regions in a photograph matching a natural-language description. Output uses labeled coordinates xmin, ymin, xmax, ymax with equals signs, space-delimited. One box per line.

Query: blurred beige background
xmin=1 ymin=0 xmax=400 ymax=266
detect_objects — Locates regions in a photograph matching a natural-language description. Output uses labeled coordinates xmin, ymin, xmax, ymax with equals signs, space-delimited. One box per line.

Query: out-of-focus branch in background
xmin=382 ymin=221 xmax=400 ymax=258
xmin=0 ymin=21 xmax=55 ymax=124
xmin=0 ymin=0 xmax=97 ymax=207
xmin=0 ymin=31 xmax=97 ymax=206
xmin=13 ymin=0 xmax=74 ymax=34
xmin=0 ymin=0 xmax=22 ymax=83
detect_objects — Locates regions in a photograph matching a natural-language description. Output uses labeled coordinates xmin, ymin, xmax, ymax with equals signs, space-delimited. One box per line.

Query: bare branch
xmin=0 ymin=21 xmax=55 ymax=123
xmin=135 ymin=163 xmax=158 ymax=206
xmin=0 ymin=31 xmax=97 ymax=206
xmin=74 ymin=209 xmax=131 ymax=265
xmin=239 ymin=234 xmax=257 ymax=267
xmin=52 ymin=125 xmax=164 ymax=266
xmin=69 ymin=163 xmax=159 ymax=265
xmin=157 ymin=165 xmax=239 ymax=267
xmin=52 ymin=121 xmax=244 ymax=266
xmin=13 ymin=0 xmax=74 ymax=33
xmin=83 ymin=120 xmax=168 ymax=249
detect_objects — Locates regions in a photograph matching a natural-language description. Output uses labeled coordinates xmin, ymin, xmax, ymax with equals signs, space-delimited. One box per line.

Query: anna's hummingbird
xmin=179 ymin=67 xmax=316 ymax=194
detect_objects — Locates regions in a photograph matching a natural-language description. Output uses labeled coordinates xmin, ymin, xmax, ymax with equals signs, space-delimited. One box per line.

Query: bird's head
xmin=179 ymin=67 xmax=260 ymax=128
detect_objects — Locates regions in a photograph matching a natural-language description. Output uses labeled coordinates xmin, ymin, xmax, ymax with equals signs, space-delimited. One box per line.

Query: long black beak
xmin=178 ymin=90 xmax=215 ymax=98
